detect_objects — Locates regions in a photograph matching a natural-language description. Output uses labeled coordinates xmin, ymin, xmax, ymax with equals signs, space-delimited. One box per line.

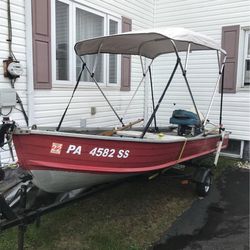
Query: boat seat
xmin=116 ymin=130 xmax=185 ymax=142
xmin=170 ymin=109 xmax=199 ymax=126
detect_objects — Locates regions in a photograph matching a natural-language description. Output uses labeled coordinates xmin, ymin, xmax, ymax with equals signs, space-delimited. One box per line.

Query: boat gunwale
xmin=13 ymin=128 xmax=228 ymax=144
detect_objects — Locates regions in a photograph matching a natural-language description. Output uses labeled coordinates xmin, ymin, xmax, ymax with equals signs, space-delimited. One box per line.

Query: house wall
xmin=153 ymin=0 xmax=250 ymax=142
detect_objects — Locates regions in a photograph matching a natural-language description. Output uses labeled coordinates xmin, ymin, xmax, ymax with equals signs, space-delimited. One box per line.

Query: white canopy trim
xmin=74 ymin=27 xmax=226 ymax=59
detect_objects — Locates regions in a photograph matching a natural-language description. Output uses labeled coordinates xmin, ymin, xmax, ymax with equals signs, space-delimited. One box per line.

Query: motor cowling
xmin=170 ymin=109 xmax=202 ymax=136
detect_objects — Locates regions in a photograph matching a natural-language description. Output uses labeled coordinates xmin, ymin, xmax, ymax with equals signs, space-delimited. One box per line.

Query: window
xmin=243 ymin=30 xmax=250 ymax=86
xmin=53 ymin=0 xmax=121 ymax=86
xmin=108 ymin=20 xmax=118 ymax=84
xmin=221 ymin=139 xmax=244 ymax=158
xmin=76 ymin=8 xmax=104 ymax=83
xmin=56 ymin=1 xmax=69 ymax=81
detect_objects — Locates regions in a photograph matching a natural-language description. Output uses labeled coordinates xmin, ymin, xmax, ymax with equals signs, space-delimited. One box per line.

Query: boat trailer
xmin=0 ymin=162 xmax=215 ymax=250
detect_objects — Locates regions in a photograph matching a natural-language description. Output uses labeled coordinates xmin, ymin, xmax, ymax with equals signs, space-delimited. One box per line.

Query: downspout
xmin=24 ymin=0 xmax=35 ymax=126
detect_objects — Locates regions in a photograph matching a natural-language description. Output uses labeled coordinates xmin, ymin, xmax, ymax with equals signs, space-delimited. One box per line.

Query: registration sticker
xmin=50 ymin=143 xmax=63 ymax=154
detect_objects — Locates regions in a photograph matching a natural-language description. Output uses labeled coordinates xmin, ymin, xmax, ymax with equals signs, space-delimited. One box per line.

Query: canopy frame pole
xmin=80 ymin=57 xmax=125 ymax=126
xmin=219 ymin=63 xmax=225 ymax=132
xmin=203 ymin=54 xmax=227 ymax=130
xmin=140 ymin=55 xmax=156 ymax=128
xmin=141 ymin=59 xmax=180 ymax=138
xmin=184 ymin=43 xmax=191 ymax=74
xmin=149 ymin=65 xmax=158 ymax=131
xmin=140 ymin=55 xmax=146 ymax=75
xmin=217 ymin=50 xmax=221 ymax=70
xmin=170 ymin=40 xmax=202 ymax=126
xmin=122 ymin=59 xmax=154 ymax=119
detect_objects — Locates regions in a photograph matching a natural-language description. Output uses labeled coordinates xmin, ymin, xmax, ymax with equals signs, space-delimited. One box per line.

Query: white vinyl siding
xmin=0 ymin=0 xmax=28 ymax=162
xmin=0 ymin=0 xmax=27 ymax=126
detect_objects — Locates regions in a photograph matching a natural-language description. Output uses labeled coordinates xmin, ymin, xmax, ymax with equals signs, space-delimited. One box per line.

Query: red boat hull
xmin=12 ymin=130 xmax=229 ymax=192
xmin=13 ymin=131 xmax=229 ymax=173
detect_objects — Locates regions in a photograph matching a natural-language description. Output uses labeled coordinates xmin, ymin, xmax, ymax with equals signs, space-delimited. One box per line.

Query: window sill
xmin=237 ymin=86 xmax=250 ymax=92
xmin=220 ymin=152 xmax=242 ymax=159
xmin=53 ymin=82 xmax=121 ymax=91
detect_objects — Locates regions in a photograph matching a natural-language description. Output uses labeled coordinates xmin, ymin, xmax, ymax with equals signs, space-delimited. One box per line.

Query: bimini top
xmin=74 ymin=27 xmax=226 ymax=59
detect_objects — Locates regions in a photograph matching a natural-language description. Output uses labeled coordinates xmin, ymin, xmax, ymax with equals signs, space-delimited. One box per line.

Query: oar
xmin=100 ymin=119 xmax=144 ymax=136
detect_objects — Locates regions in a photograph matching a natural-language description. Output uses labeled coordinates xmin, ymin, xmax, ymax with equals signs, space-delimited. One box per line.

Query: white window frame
xmin=51 ymin=0 xmax=74 ymax=85
xmin=242 ymin=29 xmax=250 ymax=88
xmin=51 ymin=0 xmax=121 ymax=88
xmin=107 ymin=16 xmax=121 ymax=87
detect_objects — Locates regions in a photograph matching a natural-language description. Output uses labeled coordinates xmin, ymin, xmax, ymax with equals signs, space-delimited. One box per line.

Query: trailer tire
xmin=196 ymin=172 xmax=212 ymax=197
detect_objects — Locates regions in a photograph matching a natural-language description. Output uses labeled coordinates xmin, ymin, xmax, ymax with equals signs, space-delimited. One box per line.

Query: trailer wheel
xmin=196 ymin=172 xmax=212 ymax=197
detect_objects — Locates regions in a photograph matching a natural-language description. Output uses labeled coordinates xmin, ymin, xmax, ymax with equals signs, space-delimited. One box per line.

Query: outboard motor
xmin=170 ymin=109 xmax=202 ymax=136
xmin=0 ymin=117 xmax=15 ymax=147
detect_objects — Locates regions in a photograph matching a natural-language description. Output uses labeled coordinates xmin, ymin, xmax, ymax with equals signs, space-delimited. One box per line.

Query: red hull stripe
xmin=27 ymin=146 xmax=225 ymax=174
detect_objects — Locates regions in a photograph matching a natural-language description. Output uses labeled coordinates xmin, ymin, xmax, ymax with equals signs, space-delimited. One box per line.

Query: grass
xmin=0 ymin=156 xmax=240 ymax=250
xmin=189 ymin=154 xmax=239 ymax=178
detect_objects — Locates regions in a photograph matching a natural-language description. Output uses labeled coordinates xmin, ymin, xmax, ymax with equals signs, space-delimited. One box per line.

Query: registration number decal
xmin=89 ymin=147 xmax=130 ymax=159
